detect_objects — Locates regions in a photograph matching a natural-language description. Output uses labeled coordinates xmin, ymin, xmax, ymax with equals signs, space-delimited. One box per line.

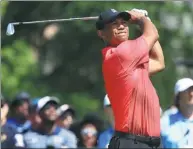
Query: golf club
xmin=6 ymin=16 xmax=98 ymax=36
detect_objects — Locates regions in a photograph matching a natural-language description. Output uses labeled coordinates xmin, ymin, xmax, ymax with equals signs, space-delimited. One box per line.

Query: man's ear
xmin=97 ymin=30 xmax=105 ymax=40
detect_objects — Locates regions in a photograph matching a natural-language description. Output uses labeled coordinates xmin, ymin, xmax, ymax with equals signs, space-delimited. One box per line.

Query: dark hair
xmin=10 ymin=99 xmax=28 ymax=109
xmin=77 ymin=113 xmax=104 ymax=147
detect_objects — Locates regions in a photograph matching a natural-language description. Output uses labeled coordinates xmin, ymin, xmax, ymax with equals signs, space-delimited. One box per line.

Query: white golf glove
xmin=131 ymin=8 xmax=151 ymax=21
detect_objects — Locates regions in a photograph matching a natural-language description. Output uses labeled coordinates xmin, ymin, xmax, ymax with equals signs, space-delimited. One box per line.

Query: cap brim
xmin=117 ymin=12 xmax=131 ymax=21
xmin=96 ymin=11 xmax=131 ymax=30
xmin=45 ymin=99 xmax=59 ymax=106
xmin=178 ymin=84 xmax=193 ymax=94
xmin=108 ymin=11 xmax=130 ymax=23
xmin=175 ymin=81 xmax=193 ymax=96
xmin=37 ymin=97 xmax=59 ymax=112
xmin=59 ymin=109 xmax=75 ymax=118
xmin=57 ymin=104 xmax=75 ymax=117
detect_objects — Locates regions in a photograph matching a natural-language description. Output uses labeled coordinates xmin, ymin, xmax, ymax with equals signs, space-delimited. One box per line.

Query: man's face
xmin=39 ymin=102 xmax=58 ymax=122
xmin=58 ymin=114 xmax=74 ymax=129
xmin=179 ymin=86 xmax=193 ymax=108
xmin=29 ymin=111 xmax=42 ymax=128
xmin=81 ymin=124 xmax=97 ymax=147
xmin=15 ymin=101 xmax=29 ymax=118
xmin=100 ymin=17 xmax=129 ymax=46
xmin=1 ymin=103 xmax=9 ymax=123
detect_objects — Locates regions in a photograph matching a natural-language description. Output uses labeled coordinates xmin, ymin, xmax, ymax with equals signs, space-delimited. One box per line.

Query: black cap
xmin=96 ymin=9 xmax=131 ymax=30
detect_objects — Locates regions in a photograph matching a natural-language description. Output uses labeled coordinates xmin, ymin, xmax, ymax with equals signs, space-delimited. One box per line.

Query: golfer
xmin=96 ymin=8 xmax=165 ymax=148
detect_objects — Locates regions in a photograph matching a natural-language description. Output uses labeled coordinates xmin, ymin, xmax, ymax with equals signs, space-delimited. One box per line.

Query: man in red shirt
xmin=96 ymin=8 xmax=165 ymax=148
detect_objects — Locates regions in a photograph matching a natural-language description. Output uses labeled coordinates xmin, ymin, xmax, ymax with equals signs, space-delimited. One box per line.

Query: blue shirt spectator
xmin=1 ymin=122 xmax=25 ymax=148
xmin=8 ymin=91 xmax=31 ymax=133
xmin=98 ymin=94 xmax=114 ymax=148
xmin=1 ymin=95 xmax=25 ymax=148
xmin=23 ymin=126 xmax=77 ymax=148
xmin=161 ymin=78 xmax=193 ymax=148
xmin=7 ymin=119 xmax=31 ymax=133
xmin=23 ymin=96 xmax=77 ymax=148
xmin=98 ymin=126 xmax=114 ymax=148
xmin=161 ymin=111 xmax=193 ymax=148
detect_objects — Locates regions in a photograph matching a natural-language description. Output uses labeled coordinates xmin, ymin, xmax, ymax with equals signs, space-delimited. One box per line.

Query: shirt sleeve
xmin=160 ymin=114 xmax=173 ymax=148
xmin=116 ymin=35 xmax=149 ymax=70
xmin=63 ymin=130 xmax=77 ymax=148
xmin=98 ymin=133 xmax=107 ymax=148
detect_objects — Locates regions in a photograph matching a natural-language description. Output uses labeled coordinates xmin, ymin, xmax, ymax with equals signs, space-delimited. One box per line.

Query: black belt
xmin=114 ymin=131 xmax=160 ymax=147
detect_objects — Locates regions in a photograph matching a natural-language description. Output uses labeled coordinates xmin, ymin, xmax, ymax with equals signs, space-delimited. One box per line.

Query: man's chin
xmin=110 ymin=37 xmax=128 ymax=46
xmin=118 ymin=36 xmax=128 ymax=41
xmin=117 ymin=38 xmax=128 ymax=44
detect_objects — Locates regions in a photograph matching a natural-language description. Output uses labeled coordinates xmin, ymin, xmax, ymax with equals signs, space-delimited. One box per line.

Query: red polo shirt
xmin=102 ymin=36 xmax=160 ymax=137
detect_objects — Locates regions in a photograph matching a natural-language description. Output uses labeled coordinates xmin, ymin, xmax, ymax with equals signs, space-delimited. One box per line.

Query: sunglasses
xmin=81 ymin=128 xmax=97 ymax=136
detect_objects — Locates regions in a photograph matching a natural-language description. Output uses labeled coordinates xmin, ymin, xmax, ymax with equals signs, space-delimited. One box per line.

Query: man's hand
xmin=131 ymin=9 xmax=151 ymax=21
xmin=126 ymin=9 xmax=147 ymax=24
xmin=131 ymin=9 xmax=148 ymax=17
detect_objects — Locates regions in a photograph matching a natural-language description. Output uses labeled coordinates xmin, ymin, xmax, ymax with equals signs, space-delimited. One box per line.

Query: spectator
xmin=7 ymin=91 xmax=31 ymax=133
xmin=161 ymin=78 xmax=193 ymax=148
xmin=56 ymin=104 xmax=76 ymax=129
xmin=78 ymin=113 xmax=102 ymax=148
xmin=80 ymin=123 xmax=98 ymax=148
xmin=23 ymin=96 xmax=77 ymax=148
xmin=27 ymin=98 xmax=42 ymax=130
xmin=98 ymin=94 xmax=114 ymax=148
xmin=1 ymin=95 xmax=25 ymax=148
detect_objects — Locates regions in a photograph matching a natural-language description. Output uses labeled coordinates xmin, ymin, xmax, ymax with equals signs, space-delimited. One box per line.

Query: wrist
xmin=138 ymin=16 xmax=148 ymax=23
xmin=138 ymin=16 xmax=151 ymax=27
xmin=136 ymin=16 xmax=145 ymax=27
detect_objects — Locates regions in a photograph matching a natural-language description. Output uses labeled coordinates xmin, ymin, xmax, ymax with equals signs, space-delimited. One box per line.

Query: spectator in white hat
xmin=56 ymin=104 xmax=76 ymax=129
xmin=23 ymin=96 xmax=77 ymax=148
xmin=98 ymin=94 xmax=114 ymax=148
xmin=161 ymin=78 xmax=193 ymax=148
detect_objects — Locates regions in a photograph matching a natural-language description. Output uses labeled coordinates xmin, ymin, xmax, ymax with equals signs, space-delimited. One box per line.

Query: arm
xmin=117 ymin=10 xmax=160 ymax=69
xmin=129 ymin=9 xmax=164 ymax=75
xmin=63 ymin=130 xmax=77 ymax=148
xmin=149 ymin=41 xmax=165 ymax=75
xmin=140 ymin=18 xmax=159 ymax=51
xmin=136 ymin=16 xmax=159 ymax=51
xmin=128 ymin=10 xmax=159 ymax=51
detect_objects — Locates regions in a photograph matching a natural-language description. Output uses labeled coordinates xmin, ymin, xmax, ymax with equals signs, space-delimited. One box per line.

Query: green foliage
xmin=0 ymin=1 xmax=9 ymax=18
xmin=1 ymin=40 xmax=48 ymax=99
xmin=69 ymin=93 xmax=100 ymax=120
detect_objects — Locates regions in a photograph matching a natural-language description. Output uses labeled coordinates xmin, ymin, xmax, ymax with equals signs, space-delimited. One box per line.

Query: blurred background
xmin=1 ymin=1 xmax=193 ymax=121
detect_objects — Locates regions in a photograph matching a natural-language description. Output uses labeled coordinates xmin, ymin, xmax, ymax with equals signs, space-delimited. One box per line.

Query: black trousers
xmin=108 ymin=131 xmax=163 ymax=149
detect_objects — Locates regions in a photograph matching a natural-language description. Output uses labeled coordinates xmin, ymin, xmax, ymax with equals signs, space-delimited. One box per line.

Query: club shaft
xmin=11 ymin=16 xmax=98 ymax=25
